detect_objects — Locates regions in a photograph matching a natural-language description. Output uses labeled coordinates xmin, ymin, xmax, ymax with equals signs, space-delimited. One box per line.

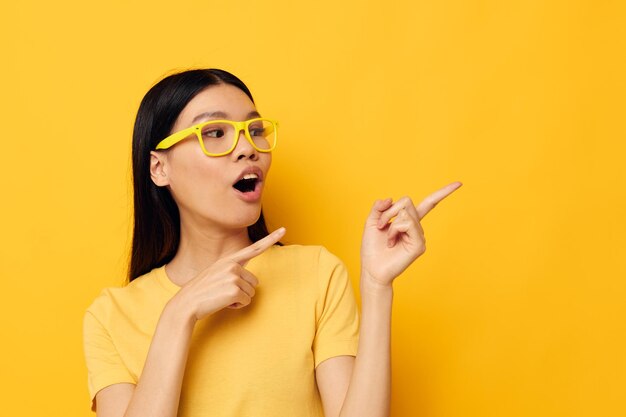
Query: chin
xmin=228 ymin=206 xmax=263 ymax=229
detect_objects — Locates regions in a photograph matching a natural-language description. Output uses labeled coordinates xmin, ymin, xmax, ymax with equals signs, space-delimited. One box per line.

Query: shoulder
xmin=264 ymin=244 xmax=345 ymax=267
xmin=84 ymin=267 xmax=166 ymax=325
xmin=262 ymin=244 xmax=348 ymax=284
xmin=266 ymin=243 xmax=341 ymax=259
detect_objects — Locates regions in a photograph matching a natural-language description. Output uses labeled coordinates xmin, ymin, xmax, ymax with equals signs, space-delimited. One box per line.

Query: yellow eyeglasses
xmin=155 ymin=117 xmax=278 ymax=157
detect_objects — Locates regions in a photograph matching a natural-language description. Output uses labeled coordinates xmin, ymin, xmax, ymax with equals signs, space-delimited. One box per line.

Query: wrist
xmin=360 ymin=271 xmax=394 ymax=297
xmin=164 ymin=292 xmax=197 ymax=330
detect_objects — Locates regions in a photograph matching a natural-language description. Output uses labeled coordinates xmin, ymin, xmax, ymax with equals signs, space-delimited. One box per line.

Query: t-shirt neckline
xmin=154 ymin=245 xmax=275 ymax=295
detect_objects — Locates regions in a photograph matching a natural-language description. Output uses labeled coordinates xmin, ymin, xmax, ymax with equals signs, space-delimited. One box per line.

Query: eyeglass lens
xmin=199 ymin=120 xmax=276 ymax=154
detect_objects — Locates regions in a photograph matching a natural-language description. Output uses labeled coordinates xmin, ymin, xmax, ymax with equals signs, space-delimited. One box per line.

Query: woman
xmin=83 ymin=68 xmax=462 ymax=417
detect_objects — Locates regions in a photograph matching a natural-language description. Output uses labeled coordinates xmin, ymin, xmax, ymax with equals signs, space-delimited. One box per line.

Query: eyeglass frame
xmin=154 ymin=117 xmax=279 ymax=157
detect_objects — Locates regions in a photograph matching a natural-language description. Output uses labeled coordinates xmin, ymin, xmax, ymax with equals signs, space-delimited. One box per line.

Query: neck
xmin=165 ymin=215 xmax=252 ymax=287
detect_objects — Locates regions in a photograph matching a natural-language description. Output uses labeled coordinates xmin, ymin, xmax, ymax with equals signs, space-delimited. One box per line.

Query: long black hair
xmin=129 ymin=69 xmax=276 ymax=281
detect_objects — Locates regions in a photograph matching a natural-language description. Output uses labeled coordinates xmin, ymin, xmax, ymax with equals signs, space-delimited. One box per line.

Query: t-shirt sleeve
xmin=312 ymin=246 xmax=360 ymax=369
xmin=83 ymin=304 xmax=136 ymax=410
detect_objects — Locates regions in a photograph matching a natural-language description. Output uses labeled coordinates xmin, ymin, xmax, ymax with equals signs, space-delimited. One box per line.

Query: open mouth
xmin=233 ymin=173 xmax=260 ymax=193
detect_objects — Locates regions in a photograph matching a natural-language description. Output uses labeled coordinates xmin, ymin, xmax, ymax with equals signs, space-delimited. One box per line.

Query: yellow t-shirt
xmin=83 ymin=244 xmax=360 ymax=416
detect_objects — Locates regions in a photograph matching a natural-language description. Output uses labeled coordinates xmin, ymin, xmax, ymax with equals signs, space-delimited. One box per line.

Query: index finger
xmin=416 ymin=181 xmax=463 ymax=220
xmin=229 ymin=227 xmax=286 ymax=266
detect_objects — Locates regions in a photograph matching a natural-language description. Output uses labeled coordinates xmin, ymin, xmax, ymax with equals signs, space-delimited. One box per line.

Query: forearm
xmin=123 ymin=299 xmax=195 ymax=417
xmin=339 ymin=273 xmax=393 ymax=417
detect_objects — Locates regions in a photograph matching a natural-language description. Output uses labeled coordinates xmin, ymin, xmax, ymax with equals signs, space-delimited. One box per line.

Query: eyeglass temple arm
xmin=155 ymin=127 xmax=195 ymax=150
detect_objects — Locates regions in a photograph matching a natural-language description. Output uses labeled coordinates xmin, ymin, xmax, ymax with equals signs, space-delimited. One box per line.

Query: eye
xmin=248 ymin=124 xmax=266 ymax=137
xmin=201 ymin=127 xmax=226 ymax=139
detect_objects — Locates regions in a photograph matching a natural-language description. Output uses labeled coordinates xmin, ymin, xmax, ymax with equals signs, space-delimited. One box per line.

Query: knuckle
xmin=228 ymin=286 xmax=240 ymax=298
xmin=418 ymin=242 xmax=426 ymax=254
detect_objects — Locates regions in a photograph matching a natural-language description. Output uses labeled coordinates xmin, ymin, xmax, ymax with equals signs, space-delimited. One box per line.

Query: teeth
xmin=242 ymin=173 xmax=259 ymax=180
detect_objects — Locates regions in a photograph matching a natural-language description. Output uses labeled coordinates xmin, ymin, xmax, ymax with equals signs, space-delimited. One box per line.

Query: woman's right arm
xmin=95 ymin=299 xmax=195 ymax=417
xmin=91 ymin=227 xmax=285 ymax=417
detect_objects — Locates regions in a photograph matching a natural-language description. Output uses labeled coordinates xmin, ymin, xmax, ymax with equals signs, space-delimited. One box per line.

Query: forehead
xmin=174 ymin=84 xmax=257 ymax=128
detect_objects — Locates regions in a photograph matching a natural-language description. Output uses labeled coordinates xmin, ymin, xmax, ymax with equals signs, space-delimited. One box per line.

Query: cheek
xmin=167 ymin=148 xmax=228 ymax=205
xmin=261 ymin=153 xmax=272 ymax=174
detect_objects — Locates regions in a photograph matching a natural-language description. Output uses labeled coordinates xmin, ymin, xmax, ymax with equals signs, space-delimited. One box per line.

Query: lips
xmin=232 ymin=166 xmax=264 ymax=202
xmin=232 ymin=166 xmax=263 ymax=192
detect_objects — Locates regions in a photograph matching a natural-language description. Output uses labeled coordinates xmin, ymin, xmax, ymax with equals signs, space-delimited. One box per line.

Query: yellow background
xmin=1 ymin=1 xmax=624 ymax=416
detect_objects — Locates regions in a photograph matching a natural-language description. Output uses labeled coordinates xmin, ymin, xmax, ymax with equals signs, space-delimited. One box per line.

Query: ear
xmin=150 ymin=151 xmax=170 ymax=187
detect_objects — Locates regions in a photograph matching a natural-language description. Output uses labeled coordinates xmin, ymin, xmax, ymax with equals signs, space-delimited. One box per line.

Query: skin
xmin=152 ymin=84 xmax=273 ymax=283
xmin=93 ymin=83 xmax=462 ymax=417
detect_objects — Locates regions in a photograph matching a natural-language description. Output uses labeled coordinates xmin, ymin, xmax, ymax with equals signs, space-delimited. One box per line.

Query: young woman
xmin=83 ymin=68 xmax=462 ymax=417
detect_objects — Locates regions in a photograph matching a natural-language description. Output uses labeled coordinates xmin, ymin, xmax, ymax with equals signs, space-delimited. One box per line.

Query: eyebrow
xmin=191 ymin=110 xmax=261 ymax=125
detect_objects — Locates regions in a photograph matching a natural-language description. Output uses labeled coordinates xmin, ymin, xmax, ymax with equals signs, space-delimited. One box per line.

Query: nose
xmin=232 ymin=128 xmax=259 ymax=161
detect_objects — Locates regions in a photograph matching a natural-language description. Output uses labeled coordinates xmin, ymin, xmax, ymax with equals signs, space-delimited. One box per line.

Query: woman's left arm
xmin=316 ymin=182 xmax=462 ymax=417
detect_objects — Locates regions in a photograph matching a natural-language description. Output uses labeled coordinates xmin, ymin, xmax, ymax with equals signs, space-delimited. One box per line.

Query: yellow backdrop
xmin=1 ymin=1 xmax=624 ymax=416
